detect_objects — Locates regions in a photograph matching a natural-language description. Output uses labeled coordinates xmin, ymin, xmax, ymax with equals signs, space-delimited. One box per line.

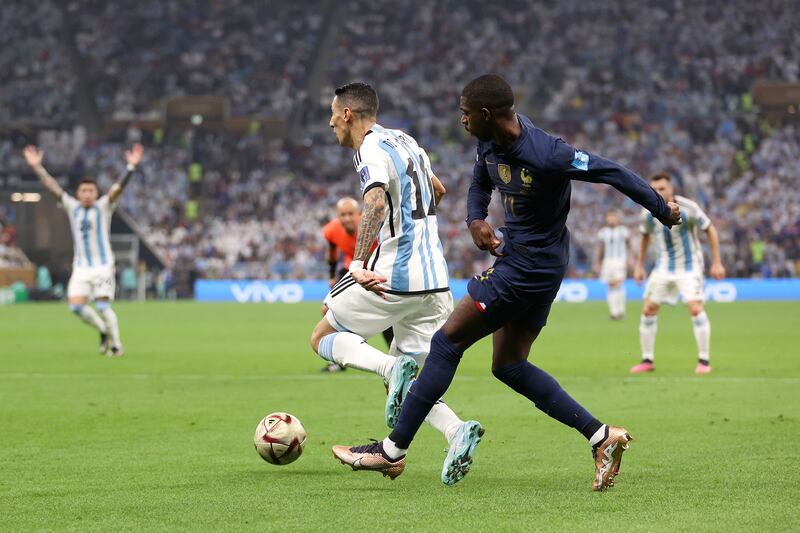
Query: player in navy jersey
xmin=332 ymin=75 xmax=681 ymax=491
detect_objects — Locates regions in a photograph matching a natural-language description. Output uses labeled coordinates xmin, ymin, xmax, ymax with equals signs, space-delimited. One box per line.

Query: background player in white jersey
xmin=23 ymin=143 xmax=144 ymax=356
xmin=308 ymin=83 xmax=479 ymax=479
xmin=593 ymin=210 xmax=631 ymax=320
xmin=632 ymin=173 xmax=725 ymax=374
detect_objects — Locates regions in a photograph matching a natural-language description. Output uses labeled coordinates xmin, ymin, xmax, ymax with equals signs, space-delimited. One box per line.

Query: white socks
xmin=317 ymin=332 xmax=395 ymax=381
xmin=425 ymin=400 xmax=464 ymax=443
xmin=318 ymin=332 xmax=465 ymax=444
xmin=382 ymin=437 xmax=407 ymax=460
xmin=692 ymin=312 xmax=711 ymax=362
xmin=72 ymin=305 xmax=107 ymax=334
xmin=589 ymin=424 xmax=609 ymax=447
xmin=607 ymin=285 xmax=626 ymax=317
xmin=381 ymin=404 xmax=462 ymax=460
xmin=639 ymin=315 xmax=657 ymax=361
xmin=99 ymin=306 xmax=121 ymax=348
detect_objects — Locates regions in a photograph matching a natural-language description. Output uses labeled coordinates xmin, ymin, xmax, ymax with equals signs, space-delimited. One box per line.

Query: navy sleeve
xmin=465 ymin=150 xmax=494 ymax=227
xmin=546 ymin=139 xmax=671 ymax=222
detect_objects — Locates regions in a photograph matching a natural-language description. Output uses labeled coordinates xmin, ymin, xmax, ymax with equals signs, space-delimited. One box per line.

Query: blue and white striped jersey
xmin=640 ymin=195 xmax=711 ymax=274
xmin=61 ymin=193 xmax=117 ymax=269
xmin=597 ymin=225 xmax=630 ymax=261
xmin=353 ymin=124 xmax=449 ymax=294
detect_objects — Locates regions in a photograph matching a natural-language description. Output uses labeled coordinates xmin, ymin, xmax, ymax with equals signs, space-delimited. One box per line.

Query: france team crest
xmin=498 ymin=163 xmax=512 ymax=184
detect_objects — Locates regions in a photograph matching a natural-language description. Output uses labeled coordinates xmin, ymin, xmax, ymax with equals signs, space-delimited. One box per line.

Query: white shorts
xmin=643 ymin=270 xmax=704 ymax=304
xmin=68 ymin=266 xmax=116 ymax=301
xmin=323 ymin=279 xmax=453 ymax=357
xmin=600 ymin=259 xmax=626 ymax=283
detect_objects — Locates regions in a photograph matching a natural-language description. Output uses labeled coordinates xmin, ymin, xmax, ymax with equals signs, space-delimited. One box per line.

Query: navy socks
xmin=389 ymin=330 xmax=462 ymax=448
xmin=492 ymin=360 xmax=602 ymax=440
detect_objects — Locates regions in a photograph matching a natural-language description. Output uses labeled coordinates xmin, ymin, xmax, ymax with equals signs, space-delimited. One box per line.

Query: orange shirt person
xmin=323 ymin=197 xmax=361 ymax=287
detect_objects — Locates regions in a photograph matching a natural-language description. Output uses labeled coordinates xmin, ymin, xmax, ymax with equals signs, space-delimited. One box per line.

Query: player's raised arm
xmin=108 ymin=143 xmax=143 ymax=204
xmin=466 ymin=151 xmax=502 ymax=256
xmin=23 ymin=145 xmax=64 ymax=199
xmin=547 ymin=139 xmax=680 ymax=227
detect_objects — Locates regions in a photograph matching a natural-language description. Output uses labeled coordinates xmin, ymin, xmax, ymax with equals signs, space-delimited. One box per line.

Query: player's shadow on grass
xmin=238 ymin=468 xmax=396 ymax=490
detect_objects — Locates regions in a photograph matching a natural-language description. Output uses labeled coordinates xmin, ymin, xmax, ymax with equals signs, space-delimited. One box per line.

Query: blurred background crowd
xmin=1 ymin=0 xmax=798 ymax=294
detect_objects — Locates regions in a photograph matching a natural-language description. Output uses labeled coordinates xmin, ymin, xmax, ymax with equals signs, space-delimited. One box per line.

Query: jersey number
xmin=406 ymin=158 xmax=436 ymax=220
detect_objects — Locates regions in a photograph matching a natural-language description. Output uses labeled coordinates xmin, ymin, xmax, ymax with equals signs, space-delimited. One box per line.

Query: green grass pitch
xmin=2 ymin=300 xmax=798 ymax=531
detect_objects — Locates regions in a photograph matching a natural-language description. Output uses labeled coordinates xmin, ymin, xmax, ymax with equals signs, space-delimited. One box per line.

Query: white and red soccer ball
xmin=253 ymin=412 xmax=307 ymax=465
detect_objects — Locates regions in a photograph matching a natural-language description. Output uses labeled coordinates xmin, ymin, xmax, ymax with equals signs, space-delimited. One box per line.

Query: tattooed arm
xmin=349 ymin=185 xmax=388 ymax=294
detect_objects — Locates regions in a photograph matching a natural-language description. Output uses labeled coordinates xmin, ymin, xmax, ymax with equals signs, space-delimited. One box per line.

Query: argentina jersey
xmin=61 ymin=193 xmax=116 ymax=269
xmin=598 ymin=226 xmax=630 ymax=261
xmin=353 ymin=124 xmax=449 ymax=294
xmin=640 ymin=195 xmax=710 ymax=274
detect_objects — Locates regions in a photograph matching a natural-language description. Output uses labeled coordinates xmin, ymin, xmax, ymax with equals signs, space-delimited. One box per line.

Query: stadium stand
xmin=1 ymin=0 xmax=797 ymax=287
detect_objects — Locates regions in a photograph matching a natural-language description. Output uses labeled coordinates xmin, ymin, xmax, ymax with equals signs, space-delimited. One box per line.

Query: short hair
xmin=649 ymin=172 xmax=672 ymax=183
xmin=461 ymin=74 xmax=515 ymax=110
xmin=78 ymin=179 xmax=98 ymax=188
xmin=334 ymin=82 xmax=379 ymax=117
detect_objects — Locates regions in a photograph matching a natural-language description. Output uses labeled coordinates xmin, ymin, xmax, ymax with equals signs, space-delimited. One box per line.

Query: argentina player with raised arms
xmin=309 ymin=83 xmax=480 ymax=477
xmin=23 ymin=143 xmax=144 ymax=356
xmin=333 ymin=75 xmax=681 ymax=491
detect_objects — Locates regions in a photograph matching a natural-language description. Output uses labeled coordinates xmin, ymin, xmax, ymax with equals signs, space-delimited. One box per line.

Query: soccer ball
xmin=253 ymin=412 xmax=307 ymax=465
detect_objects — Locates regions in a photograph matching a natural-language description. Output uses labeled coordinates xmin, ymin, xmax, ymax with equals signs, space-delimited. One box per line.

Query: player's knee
xmin=429 ymin=329 xmax=463 ymax=363
xmin=642 ymin=301 xmax=659 ymax=316
xmin=688 ymin=301 xmax=704 ymax=316
xmin=309 ymin=331 xmax=321 ymax=353
xmin=309 ymin=326 xmax=329 ymax=353
xmin=491 ymin=359 xmax=524 ymax=383
xmin=69 ymin=303 xmax=84 ymax=315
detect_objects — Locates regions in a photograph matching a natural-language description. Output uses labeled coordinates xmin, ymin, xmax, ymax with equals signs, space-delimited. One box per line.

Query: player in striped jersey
xmin=309 ymin=83 xmax=480 ymax=479
xmin=23 ymin=143 xmax=144 ymax=356
xmin=319 ymin=196 xmax=394 ymax=373
xmin=632 ymin=173 xmax=725 ymax=374
xmin=594 ymin=210 xmax=631 ymax=320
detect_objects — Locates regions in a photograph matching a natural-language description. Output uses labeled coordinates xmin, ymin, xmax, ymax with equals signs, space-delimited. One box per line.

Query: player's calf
xmin=95 ymin=300 xmax=122 ymax=355
xmin=69 ymin=303 xmax=108 ymax=336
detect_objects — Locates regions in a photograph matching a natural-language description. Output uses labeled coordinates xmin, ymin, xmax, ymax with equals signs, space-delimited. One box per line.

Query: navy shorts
xmin=467 ymin=240 xmax=567 ymax=332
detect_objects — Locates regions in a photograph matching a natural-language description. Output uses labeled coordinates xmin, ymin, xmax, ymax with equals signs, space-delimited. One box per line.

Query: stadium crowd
xmin=1 ymin=0 xmax=798 ymax=285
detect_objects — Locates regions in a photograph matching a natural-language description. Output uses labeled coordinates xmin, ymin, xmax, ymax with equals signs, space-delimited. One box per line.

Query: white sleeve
xmin=694 ymin=205 xmax=711 ymax=231
xmin=60 ymin=192 xmax=79 ymax=214
xmin=622 ymin=226 xmax=631 ymax=239
xmin=97 ymin=195 xmax=116 ymax=215
xmin=596 ymin=228 xmax=605 ymax=243
xmin=355 ymin=142 xmax=392 ymax=195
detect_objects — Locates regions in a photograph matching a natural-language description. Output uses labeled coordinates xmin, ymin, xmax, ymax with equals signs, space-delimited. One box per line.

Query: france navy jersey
xmin=598 ymin=225 xmax=630 ymax=261
xmin=640 ymin=195 xmax=711 ymax=274
xmin=61 ymin=193 xmax=117 ymax=269
xmin=466 ymin=114 xmax=671 ymax=257
xmin=354 ymin=124 xmax=449 ymax=294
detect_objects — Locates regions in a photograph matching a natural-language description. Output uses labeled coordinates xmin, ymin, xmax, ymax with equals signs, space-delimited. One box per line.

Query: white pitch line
xmin=0 ymin=373 xmax=798 ymax=384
